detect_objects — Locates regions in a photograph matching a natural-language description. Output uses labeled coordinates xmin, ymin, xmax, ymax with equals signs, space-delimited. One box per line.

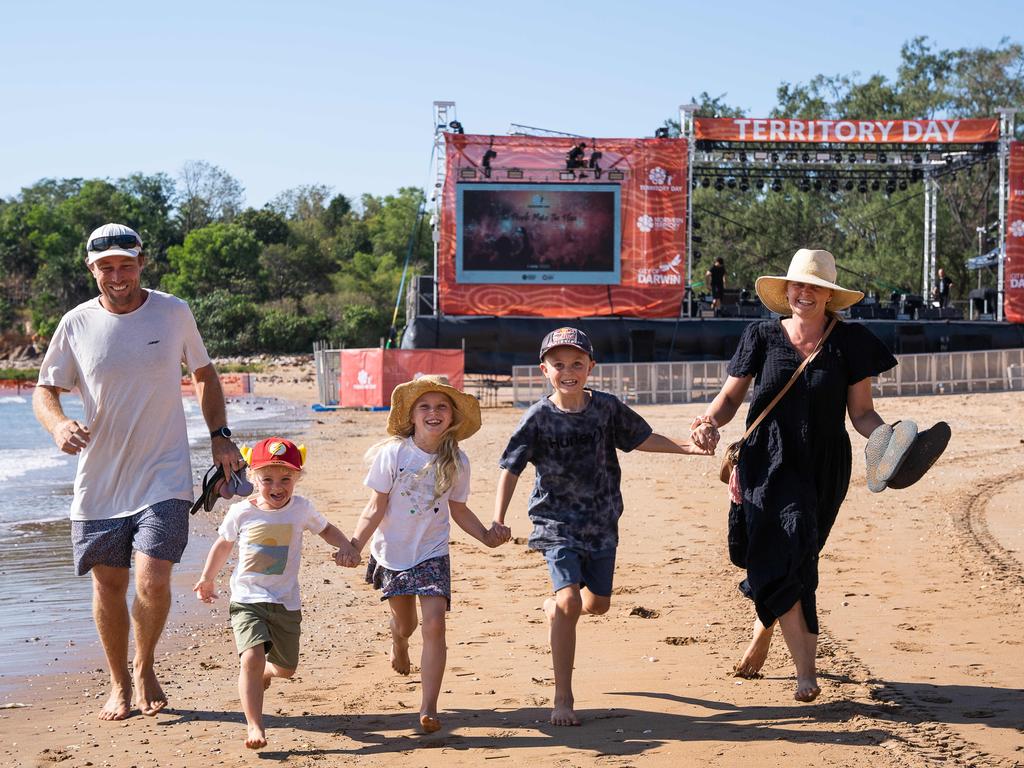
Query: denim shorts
xmin=71 ymin=499 xmax=191 ymax=576
xmin=542 ymin=546 xmax=617 ymax=597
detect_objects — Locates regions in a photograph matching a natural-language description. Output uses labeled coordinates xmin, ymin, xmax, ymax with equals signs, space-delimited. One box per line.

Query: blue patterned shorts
xmin=71 ymin=499 xmax=191 ymax=576
xmin=365 ymin=554 xmax=451 ymax=610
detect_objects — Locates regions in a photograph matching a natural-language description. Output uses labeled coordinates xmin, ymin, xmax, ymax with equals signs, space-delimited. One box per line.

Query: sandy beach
xmin=2 ymin=376 xmax=1022 ymax=768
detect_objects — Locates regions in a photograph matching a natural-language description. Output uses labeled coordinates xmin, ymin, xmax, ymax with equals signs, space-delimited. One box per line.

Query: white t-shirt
xmin=37 ymin=291 xmax=211 ymax=521
xmin=218 ymin=494 xmax=328 ymax=611
xmin=364 ymin=437 xmax=470 ymax=571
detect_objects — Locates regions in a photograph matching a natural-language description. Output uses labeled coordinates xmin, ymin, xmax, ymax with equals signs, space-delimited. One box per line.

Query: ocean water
xmin=0 ymin=392 xmax=310 ymax=696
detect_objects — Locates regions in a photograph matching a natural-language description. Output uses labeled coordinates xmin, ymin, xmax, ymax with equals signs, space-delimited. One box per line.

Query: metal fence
xmin=511 ymin=348 xmax=1024 ymax=407
xmin=313 ymin=341 xmax=342 ymax=406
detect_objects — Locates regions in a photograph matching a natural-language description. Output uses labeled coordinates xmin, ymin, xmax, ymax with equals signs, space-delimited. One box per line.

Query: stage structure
xmin=405 ymin=102 xmax=1023 ymax=373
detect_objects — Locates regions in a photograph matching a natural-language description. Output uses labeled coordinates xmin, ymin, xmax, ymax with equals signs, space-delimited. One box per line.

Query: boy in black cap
xmin=493 ymin=327 xmax=708 ymax=726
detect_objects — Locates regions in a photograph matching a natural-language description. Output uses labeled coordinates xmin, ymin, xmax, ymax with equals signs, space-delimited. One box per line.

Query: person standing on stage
xmin=33 ymin=223 xmax=243 ymax=721
xmin=707 ymin=257 xmax=727 ymax=314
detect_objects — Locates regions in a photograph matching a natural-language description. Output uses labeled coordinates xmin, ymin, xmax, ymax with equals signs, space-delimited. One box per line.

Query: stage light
xmin=885 ymin=180 xmax=896 ymax=194
xmin=739 ymin=152 xmax=748 ymax=163
xmin=559 ymin=171 xmax=576 ymax=180
xmin=847 ymin=153 xmax=857 ymax=163
xmin=829 ymin=179 xmax=839 ymax=193
xmin=448 ymin=121 xmax=464 ymax=134
xmin=607 ymin=170 xmax=625 ymax=181
xmin=844 ymin=179 xmax=854 ymax=191
xmin=801 ymin=152 xmax=810 ymax=163
xmin=754 ymin=152 xmax=769 ymax=161
xmin=914 ymin=154 xmax=924 ymax=164
xmin=701 ymin=177 xmax=711 ymax=188
xmin=726 ymin=177 xmax=737 ymax=189
xmin=833 ymin=152 xmax=842 ymax=163
xmin=714 ymin=179 xmax=725 ymax=191
xmin=770 ymin=152 xmax=779 ymax=163
xmin=566 ymin=142 xmax=587 ymax=169
xmin=739 ymin=177 xmax=750 ymax=191
xmin=871 ymin=179 xmax=880 ymax=191
xmin=506 ymin=168 xmax=524 ymax=179
xmin=813 ymin=178 xmax=823 ymax=191
xmin=858 ymin=179 xmax=868 ymax=193
xmin=816 ymin=152 xmax=832 ymax=162
xmin=482 ymin=149 xmax=497 ymax=178
xmin=771 ymin=179 xmax=783 ymax=192
xmin=785 ymin=152 xmax=797 ymax=162
xmin=878 ymin=152 xmax=887 ymax=163
xmin=654 ymin=127 xmax=670 ymax=139
xmin=899 ymin=179 xmax=908 ymax=191
xmin=459 ymin=168 xmax=477 ymax=179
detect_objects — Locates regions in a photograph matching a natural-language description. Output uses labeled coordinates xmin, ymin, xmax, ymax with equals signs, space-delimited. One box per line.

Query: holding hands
xmin=333 ymin=540 xmax=362 ymax=568
xmin=483 ymin=521 xmax=512 ymax=548
xmin=689 ymin=415 xmax=721 ymax=454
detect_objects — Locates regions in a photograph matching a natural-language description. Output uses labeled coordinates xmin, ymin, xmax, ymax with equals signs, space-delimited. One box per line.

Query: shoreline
xmin=0 ymin=376 xmax=317 ymax=703
xmin=2 ymin=387 xmax=1022 ymax=767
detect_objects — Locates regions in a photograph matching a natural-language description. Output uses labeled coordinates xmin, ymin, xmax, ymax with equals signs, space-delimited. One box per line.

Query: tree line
xmin=1 ymin=37 xmax=1021 ymax=358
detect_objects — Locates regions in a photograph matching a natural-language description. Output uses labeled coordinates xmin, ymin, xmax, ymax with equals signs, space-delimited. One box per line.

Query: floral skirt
xmin=365 ymin=553 xmax=451 ymax=610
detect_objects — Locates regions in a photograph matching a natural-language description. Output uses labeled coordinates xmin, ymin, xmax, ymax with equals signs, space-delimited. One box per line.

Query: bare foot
xmin=794 ymin=677 xmax=821 ymax=703
xmin=133 ymin=667 xmax=167 ymax=716
xmin=245 ymin=724 xmax=268 ymax=749
xmin=733 ymin=620 xmax=774 ymax=679
xmin=390 ymin=619 xmax=411 ymax=675
xmin=98 ymin=684 xmax=132 ymax=721
xmin=550 ymin=700 xmax=580 ymax=727
xmin=419 ymin=714 xmax=442 ymax=733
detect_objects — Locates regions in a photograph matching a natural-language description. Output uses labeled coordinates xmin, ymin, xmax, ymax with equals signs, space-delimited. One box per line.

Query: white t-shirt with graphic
xmin=218 ymin=495 xmax=328 ymax=611
xmin=364 ymin=437 xmax=470 ymax=571
xmin=37 ymin=291 xmax=211 ymax=521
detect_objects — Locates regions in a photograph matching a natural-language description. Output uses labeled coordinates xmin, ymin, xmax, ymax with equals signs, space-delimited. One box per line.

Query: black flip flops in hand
xmin=189 ymin=462 xmax=254 ymax=515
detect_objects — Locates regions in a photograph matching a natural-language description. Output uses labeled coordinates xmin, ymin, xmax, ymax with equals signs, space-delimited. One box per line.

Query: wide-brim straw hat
xmin=755 ymin=249 xmax=864 ymax=315
xmin=387 ymin=375 xmax=481 ymax=441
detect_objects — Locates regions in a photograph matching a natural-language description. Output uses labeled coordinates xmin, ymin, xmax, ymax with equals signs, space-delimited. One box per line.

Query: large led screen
xmin=456 ymin=183 xmax=621 ymax=285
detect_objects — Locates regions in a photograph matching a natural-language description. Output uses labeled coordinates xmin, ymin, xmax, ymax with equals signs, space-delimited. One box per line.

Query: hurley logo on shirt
xmin=546 ymin=426 xmax=604 ymax=450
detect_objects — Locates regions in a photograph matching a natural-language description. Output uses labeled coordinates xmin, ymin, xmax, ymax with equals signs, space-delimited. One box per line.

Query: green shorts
xmin=229 ymin=601 xmax=302 ymax=670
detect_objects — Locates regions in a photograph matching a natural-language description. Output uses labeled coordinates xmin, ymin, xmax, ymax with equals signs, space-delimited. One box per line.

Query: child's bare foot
xmin=550 ymin=699 xmax=580 ymax=727
xmin=419 ymin=714 xmax=442 ymax=733
xmin=733 ymin=620 xmax=774 ymax=679
xmin=390 ymin=625 xmax=411 ymax=675
xmin=98 ymin=684 xmax=132 ymax=721
xmin=245 ymin=724 xmax=268 ymax=749
xmin=794 ymin=676 xmax=821 ymax=702
xmin=133 ymin=667 xmax=167 ymax=716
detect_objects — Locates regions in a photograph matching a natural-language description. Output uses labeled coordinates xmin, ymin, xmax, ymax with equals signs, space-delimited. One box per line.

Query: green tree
xmin=163 ymin=223 xmax=264 ymax=301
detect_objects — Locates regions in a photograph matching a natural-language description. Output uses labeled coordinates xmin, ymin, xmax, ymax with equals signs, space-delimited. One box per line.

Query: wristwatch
xmin=210 ymin=426 xmax=232 ymax=440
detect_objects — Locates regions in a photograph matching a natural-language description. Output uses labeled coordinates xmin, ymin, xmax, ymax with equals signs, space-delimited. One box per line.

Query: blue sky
xmin=1 ymin=0 xmax=1016 ymax=208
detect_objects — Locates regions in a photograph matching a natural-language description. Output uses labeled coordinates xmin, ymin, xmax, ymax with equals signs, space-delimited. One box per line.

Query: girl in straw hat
xmin=689 ymin=249 xmax=896 ymax=703
xmin=348 ymin=375 xmax=511 ymax=733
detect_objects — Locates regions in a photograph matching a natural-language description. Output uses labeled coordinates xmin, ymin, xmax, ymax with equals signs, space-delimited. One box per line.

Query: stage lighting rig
xmin=566 ymin=142 xmax=587 ymax=170
xmin=607 ymin=169 xmax=625 ymax=181
xmin=771 ymin=179 xmax=783 ymax=192
xmin=506 ymin=168 xmax=524 ymax=179
xmin=588 ymin=150 xmax=603 ymax=178
xmin=448 ymin=121 xmax=464 ymax=134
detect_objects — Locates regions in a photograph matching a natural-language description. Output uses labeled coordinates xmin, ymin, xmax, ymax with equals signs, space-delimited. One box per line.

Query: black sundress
xmin=726 ymin=319 xmax=897 ymax=634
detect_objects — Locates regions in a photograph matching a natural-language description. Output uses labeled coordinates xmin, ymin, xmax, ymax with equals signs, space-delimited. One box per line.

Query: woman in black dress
xmin=690 ymin=249 xmax=896 ymax=702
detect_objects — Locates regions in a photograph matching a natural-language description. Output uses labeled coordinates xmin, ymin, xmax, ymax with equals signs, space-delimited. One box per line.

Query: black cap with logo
xmin=539 ymin=327 xmax=595 ymax=361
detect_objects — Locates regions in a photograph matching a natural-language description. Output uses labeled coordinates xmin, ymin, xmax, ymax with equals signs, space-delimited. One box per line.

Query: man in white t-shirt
xmin=33 ymin=223 xmax=243 ymax=722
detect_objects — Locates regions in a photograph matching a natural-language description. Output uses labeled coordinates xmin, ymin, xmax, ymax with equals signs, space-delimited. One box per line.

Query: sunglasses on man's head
xmin=88 ymin=234 xmax=140 ymax=252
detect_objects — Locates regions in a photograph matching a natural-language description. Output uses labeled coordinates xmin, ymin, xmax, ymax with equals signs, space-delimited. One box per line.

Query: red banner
xmin=1006 ymin=141 xmax=1024 ymax=324
xmin=439 ymin=133 xmax=687 ymax=317
xmin=694 ymin=117 xmax=999 ymax=144
xmin=339 ymin=349 xmax=465 ymax=408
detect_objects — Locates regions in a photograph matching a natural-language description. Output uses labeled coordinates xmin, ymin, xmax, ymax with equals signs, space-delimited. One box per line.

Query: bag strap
xmin=737 ymin=315 xmax=838 ymax=445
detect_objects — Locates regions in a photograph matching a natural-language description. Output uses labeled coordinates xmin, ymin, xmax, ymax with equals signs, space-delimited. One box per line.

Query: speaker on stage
xmin=411 ymin=276 xmax=435 ymax=317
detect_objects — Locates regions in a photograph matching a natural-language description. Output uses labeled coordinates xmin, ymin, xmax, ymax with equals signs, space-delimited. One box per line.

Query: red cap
xmin=249 ymin=437 xmax=303 ymax=471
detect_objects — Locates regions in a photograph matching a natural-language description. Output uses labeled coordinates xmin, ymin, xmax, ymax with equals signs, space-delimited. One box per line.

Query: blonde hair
xmin=366 ymin=393 xmax=464 ymax=500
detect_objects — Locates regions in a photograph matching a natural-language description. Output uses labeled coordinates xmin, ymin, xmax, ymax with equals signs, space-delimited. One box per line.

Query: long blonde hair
xmin=365 ymin=393 xmax=464 ymax=500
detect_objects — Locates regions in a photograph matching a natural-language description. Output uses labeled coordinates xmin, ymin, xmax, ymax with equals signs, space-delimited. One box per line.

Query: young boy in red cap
xmin=194 ymin=437 xmax=361 ymax=750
